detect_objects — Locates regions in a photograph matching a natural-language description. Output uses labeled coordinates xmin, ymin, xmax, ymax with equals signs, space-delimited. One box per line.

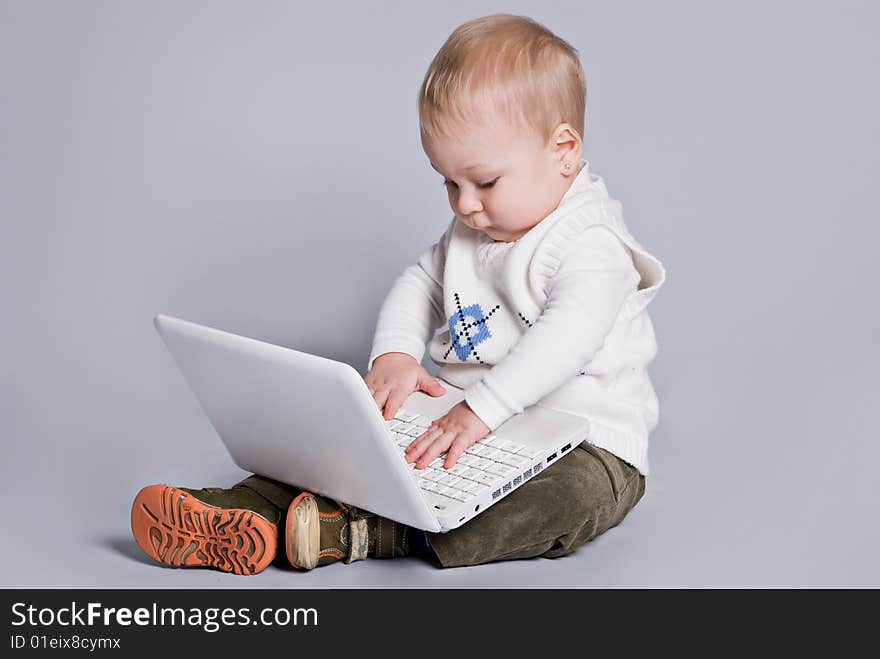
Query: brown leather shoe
xmin=284 ymin=491 xmax=413 ymax=570
xmin=285 ymin=492 xmax=364 ymax=569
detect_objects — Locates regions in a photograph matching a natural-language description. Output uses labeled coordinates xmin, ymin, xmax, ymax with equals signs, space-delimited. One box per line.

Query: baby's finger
xmin=415 ymin=432 xmax=452 ymax=470
xmin=371 ymin=385 xmax=390 ymax=413
xmin=444 ymin=435 xmax=474 ymax=469
xmin=384 ymin=387 xmax=409 ymax=421
xmin=405 ymin=426 xmax=442 ymax=464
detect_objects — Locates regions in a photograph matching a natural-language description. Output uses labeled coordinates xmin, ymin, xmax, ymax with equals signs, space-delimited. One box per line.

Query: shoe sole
xmin=285 ymin=492 xmax=320 ymax=570
xmin=131 ymin=484 xmax=277 ymax=575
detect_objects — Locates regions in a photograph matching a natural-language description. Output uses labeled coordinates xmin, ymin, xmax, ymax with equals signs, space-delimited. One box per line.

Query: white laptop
xmin=154 ymin=313 xmax=591 ymax=533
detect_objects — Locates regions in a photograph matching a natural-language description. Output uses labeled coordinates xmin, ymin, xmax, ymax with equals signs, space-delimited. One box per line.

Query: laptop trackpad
xmin=401 ymin=385 xmax=466 ymax=419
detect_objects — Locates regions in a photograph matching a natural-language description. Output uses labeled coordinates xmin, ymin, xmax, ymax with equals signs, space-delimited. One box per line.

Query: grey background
xmin=2 ymin=0 xmax=877 ymax=588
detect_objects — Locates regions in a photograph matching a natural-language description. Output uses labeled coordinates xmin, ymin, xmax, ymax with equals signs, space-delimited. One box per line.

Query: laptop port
xmin=561 ymin=443 xmax=571 ymax=453
xmin=474 ymin=504 xmax=480 ymax=512
xmin=547 ymin=452 xmax=557 ymax=463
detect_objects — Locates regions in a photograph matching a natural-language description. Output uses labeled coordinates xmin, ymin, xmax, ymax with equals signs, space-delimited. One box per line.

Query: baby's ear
xmin=551 ymin=123 xmax=583 ymax=171
xmin=553 ymin=122 xmax=582 ymax=145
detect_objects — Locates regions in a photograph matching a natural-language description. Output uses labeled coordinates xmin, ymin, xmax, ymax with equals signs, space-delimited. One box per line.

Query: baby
xmin=130 ymin=13 xmax=665 ymax=574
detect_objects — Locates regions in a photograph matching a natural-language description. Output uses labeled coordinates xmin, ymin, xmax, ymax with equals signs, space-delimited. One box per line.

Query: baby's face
xmin=421 ymin=112 xmax=579 ymax=242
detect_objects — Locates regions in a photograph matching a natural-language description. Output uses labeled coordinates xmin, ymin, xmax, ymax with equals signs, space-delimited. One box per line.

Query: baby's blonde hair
xmin=418 ymin=14 xmax=586 ymax=145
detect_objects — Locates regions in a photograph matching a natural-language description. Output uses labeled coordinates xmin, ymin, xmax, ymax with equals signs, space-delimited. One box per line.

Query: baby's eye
xmin=442 ymin=177 xmax=499 ymax=189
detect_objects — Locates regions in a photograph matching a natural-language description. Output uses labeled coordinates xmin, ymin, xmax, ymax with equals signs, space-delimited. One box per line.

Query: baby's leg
xmin=424 ymin=442 xmax=645 ymax=568
xmin=237 ymin=475 xmax=414 ymax=570
xmin=129 ymin=476 xmax=300 ymax=575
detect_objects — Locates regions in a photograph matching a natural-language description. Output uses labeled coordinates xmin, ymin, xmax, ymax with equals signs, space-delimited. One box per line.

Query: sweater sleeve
xmin=366 ymin=222 xmax=452 ymax=372
xmin=464 ymin=226 xmax=640 ymax=430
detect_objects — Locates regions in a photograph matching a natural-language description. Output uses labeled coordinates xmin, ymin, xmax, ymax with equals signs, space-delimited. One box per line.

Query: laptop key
xmin=473 ymin=472 xmax=500 ymax=486
xmin=395 ymin=410 xmax=419 ymax=423
xmin=458 ymin=480 xmax=481 ymax=494
xmin=486 ymin=463 xmax=517 ymax=478
xmin=444 ymin=475 xmax=464 ymax=488
xmin=469 ymin=483 xmax=490 ymax=497
xmin=423 ymin=468 xmax=444 ymax=482
xmin=480 ymin=448 xmax=505 ymax=461
xmin=498 ymin=453 xmax=530 ymax=468
xmin=435 ymin=472 xmax=456 ymax=485
xmin=459 ymin=467 xmax=482 ymax=481
xmin=471 ymin=457 xmax=493 ymax=470
xmin=411 ymin=416 xmax=432 ymax=428
xmin=437 ymin=485 xmax=465 ymax=501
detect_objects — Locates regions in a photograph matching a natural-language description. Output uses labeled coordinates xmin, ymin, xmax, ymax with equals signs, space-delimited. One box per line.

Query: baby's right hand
xmin=364 ymin=352 xmax=446 ymax=420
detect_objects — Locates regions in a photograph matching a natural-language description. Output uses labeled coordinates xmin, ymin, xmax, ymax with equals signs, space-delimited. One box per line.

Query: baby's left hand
xmin=405 ymin=401 xmax=491 ymax=470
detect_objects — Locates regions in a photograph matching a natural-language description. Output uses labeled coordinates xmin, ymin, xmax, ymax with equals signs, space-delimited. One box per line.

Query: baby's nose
xmin=455 ymin=194 xmax=483 ymax=216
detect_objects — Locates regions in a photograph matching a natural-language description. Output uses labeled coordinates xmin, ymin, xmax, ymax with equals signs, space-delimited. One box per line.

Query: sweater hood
xmin=530 ymin=159 xmax=666 ymax=318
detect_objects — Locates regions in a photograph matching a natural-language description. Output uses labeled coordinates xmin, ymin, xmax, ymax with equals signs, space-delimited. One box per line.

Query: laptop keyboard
xmin=386 ymin=407 xmax=545 ymax=507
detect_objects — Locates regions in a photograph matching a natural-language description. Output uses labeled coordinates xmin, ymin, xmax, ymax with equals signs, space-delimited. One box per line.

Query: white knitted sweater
xmin=367 ymin=159 xmax=665 ymax=475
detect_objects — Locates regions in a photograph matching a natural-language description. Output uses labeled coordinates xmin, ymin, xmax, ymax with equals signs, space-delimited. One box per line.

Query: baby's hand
xmin=364 ymin=352 xmax=446 ymax=420
xmin=404 ymin=401 xmax=490 ymax=470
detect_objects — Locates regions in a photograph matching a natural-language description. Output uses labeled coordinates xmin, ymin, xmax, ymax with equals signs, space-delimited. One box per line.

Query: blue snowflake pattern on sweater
xmin=445 ymin=293 xmax=501 ymax=363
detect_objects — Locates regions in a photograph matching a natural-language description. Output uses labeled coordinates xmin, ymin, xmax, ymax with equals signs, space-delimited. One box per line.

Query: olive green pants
xmin=423 ymin=441 xmax=645 ymax=568
xmin=242 ymin=441 xmax=645 ymax=569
